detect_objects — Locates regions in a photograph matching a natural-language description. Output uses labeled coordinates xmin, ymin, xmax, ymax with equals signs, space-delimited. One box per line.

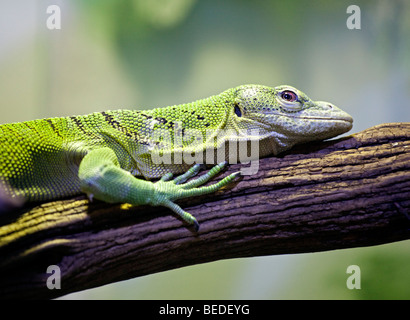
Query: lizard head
xmin=230 ymin=84 xmax=353 ymax=150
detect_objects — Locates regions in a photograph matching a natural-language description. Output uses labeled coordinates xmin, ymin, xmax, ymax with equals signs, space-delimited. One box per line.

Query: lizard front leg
xmin=78 ymin=147 xmax=239 ymax=231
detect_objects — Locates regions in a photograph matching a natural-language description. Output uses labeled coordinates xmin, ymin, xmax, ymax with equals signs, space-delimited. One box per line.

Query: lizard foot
xmin=154 ymin=162 xmax=241 ymax=231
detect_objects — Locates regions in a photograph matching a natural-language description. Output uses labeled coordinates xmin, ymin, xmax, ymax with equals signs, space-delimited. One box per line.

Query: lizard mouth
xmin=265 ymin=111 xmax=353 ymax=124
xmin=244 ymin=111 xmax=353 ymax=133
xmin=296 ymin=115 xmax=353 ymax=123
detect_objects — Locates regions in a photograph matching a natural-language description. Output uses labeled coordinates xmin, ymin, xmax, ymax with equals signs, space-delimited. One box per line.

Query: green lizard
xmin=0 ymin=84 xmax=353 ymax=231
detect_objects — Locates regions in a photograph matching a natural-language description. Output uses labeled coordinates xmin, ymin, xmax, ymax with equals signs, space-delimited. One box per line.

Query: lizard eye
xmin=277 ymin=89 xmax=302 ymax=111
xmin=280 ymin=90 xmax=298 ymax=102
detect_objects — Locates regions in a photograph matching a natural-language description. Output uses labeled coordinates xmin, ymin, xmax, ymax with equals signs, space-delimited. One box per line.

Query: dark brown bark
xmin=0 ymin=122 xmax=409 ymax=299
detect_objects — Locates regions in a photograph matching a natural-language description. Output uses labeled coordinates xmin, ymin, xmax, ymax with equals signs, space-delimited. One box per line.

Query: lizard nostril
xmin=327 ymin=104 xmax=333 ymax=109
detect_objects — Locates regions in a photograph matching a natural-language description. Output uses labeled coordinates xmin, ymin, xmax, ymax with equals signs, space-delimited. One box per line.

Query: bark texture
xmin=0 ymin=122 xmax=409 ymax=299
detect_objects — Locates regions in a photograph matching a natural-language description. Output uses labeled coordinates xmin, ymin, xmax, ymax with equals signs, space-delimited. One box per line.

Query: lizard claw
xmin=192 ymin=218 xmax=200 ymax=232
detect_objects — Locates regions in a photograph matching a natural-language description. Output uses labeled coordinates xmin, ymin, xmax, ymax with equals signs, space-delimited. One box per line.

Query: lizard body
xmin=0 ymin=85 xmax=353 ymax=230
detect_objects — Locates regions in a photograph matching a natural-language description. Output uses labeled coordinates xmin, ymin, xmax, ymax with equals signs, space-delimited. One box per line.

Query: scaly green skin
xmin=0 ymin=84 xmax=353 ymax=230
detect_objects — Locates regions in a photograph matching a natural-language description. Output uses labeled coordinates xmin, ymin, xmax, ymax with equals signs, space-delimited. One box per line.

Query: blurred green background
xmin=0 ymin=0 xmax=409 ymax=299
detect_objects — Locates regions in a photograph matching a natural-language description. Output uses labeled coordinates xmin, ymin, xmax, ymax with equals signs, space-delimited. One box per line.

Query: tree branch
xmin=0 ymin=122 xmax=409 ymax=299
